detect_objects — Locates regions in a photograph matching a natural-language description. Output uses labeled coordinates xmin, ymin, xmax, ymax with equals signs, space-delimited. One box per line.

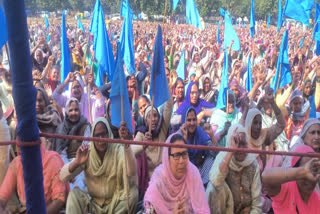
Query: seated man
xmin=0 ymin=144 xmax=68 ymax=214
xmin=60 ymin=118 xmax=138 ymax=214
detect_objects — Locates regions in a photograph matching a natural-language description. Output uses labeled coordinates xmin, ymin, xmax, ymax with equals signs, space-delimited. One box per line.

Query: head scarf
xmin=34 ymin=48 xmax=44 ymax=64
xmin=245 ymin=108 xmax=267 ymax=149
xmin=303 ymin=79 xmax=312 ymax=99
xmin=176 ymin=82 xmax=214 ymax=117
xmin=291 ymin=145 xmax=315 ymax=167
xmin=300 ymin=118 xmax=320 ymax=139
xmin=87 ymin=117 xmax=114 ymax=177
xmin=225 ymin=124 xmax=256 ymax=171
xmin=135 ymin=105 xmax=162 ymax=138
xmin=287 ymin=89 xmax=309 ymax=122
xmin=229 ymin=78 xmax=247 ymax=107
xmin=36 ymin=87 xmax=50 ymax=107
xmin=181 ymin=107 xmax=211 ymax=158
xmin=65 ymin=97 xmax=80 ymax=118
xmin=199 ymin=74 xmax=215 ymax=103
xmin=144 ymin=133 xmax=210 ymax=213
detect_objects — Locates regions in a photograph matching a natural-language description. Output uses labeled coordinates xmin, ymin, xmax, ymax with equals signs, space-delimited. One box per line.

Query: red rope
xmin=1 ymin=133 xmax=320 ymax=158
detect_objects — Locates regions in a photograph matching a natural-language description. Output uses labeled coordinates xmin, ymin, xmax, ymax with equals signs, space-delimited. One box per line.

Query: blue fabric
xmin=90 ymin=0 xmax=101 ymax=50
xmin=94 ymin=3 xmax=115 ymax=84
xmin=220 ymin=8 xmax=225 ymax=17
xmin=176 ymin=50 xmax=185 ymax=79
xmin=246 ymin=56 xmax=253 ymax=92
xmin=267 ymin=13 xmax=270 ymax=28
xmin=45 ymin=15 xmax=49 ymax=29
xmin=224 ymin=12 xmax=241 ymax=51
xmin=299 ymin=37 xmax=304 ymax=48
xmin=250 ymin=0 xmax=255 ymax=38
xmin=216 ymin=50 xmax=229 ymax=109
xmin=46 ymin=34 xmax=50 ymax=42
xmin=277 ymin=0 xmax=282 ymax=32
xmin=173 ymin=0 xmax=179 ymax=11
xmin=309 ymin=95 xmax=316 ymax=118
xmin=186 ymin=0 xmax=203 ymax=29
xmin=316 ymin=3 xmax=320 ymax=23
xmin=284 ymin=0 xmax=314 ymax=25
xmin=78 ymin=18 xmax=85 ymax=33
xmin=110 ymin=43 xmax=134 ymax=134
xmin=149 ymin=25 xmax=169 ymax=108
xmin=217 ymin=22 xmax=220 ymax=44
xmin=271 ymin=30 xmax=292 ymax=93
xmin=3 ymin=0 xmax=46 ymax=213
xmin=138 ymin=13 xmax=142 ymax=19
xmin=120 ymin=0 xmax=133 ymax=17
xmin=0 ymin=5 xmax=8 ymax=50
xmin=120 ymin=0 xmax=136 ymax=74
xmin=61 ymin=10 xmax=71 ymax=83
xmin=176 ymin=82 xmax=214 ymax=120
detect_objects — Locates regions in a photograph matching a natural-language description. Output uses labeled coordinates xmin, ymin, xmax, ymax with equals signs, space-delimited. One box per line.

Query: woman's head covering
xmin=36 ymin=87 xmax=50 ymax=107
xmin=176 ymin=82 xmax=214 ymax=116
xmin=303 ymin=79 xmax=312 ymax=98
xmin=65 ymin=97 xmax=80 ymax=116
xmin=291 ymin=145 xmax=315 ymax=167
xmin=144 ymin=133 xmax=210 ymax=213
xmin=225 ymin=124 xmax=257 ymax=171
xmin=289 ymin=89 xmax=303 ymax=105
xmin=136 ymin=105 xmax=162 ymax=138
xmin=300 ymin=118 xmax=320 ymax=139
xmin=34 ymin=48 xmax=44 ymax=64
xmin=245 ymin=108 xmax=267 ymax=149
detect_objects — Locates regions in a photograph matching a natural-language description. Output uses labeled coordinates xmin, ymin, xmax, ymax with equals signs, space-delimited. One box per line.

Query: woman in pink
xmin=262 ymin=145 xmax=320 ymax=214
xmin=0 ymin=143 xmax=68 ymax=214
xmin=143 ymin=133 xmax=210 ymax=214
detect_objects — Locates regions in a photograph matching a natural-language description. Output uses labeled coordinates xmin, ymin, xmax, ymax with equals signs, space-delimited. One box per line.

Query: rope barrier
xmin=1 ymin=132 xmax=320 ymax=158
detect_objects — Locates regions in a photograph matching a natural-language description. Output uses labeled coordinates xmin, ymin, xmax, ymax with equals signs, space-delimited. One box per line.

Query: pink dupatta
xmin=144 ymin=133 xmax=210 ymax=214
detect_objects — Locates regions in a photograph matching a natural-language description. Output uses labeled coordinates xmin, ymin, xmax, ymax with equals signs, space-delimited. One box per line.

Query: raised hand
xmin=75 ymin=144 xmax=89 ymax=166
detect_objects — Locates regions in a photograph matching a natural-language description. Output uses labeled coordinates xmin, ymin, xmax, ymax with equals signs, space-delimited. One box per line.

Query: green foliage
xmin=23 ymin=0 xmax=295 ymax=21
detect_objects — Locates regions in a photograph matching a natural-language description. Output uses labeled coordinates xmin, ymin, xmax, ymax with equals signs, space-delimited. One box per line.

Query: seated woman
xmin=206 ymin=124 xmax=262 ymax=214
xmin=0 ymin=143 xmax=67 ymax=214
xmin=171 ymin=82 xmax=214 ymax=130
xmin=262 ymin=145 xmax=320 ymax=213
xmin=179 ymin=107 xmax=217 ymax=186
xmin=210 ymin=90 xmax=243 ymax=147
xmin=143 ymin=133 xmax=210 ymax=214
xmin=60 ymin=118 xmax=138 ymax=214
xmin=199 ymin=74 xmax=217 ymax=105
xmin=36 ymin=87 xmax=62 ymax=149
xmin=133 ymin=95 xmax=173 ymax=194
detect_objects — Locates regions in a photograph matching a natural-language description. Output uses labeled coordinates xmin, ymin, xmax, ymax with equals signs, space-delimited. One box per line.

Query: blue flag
xmin=45 ymin=15 xmax=49 ymax=29
xmin=220 ymin=8 xmax=225 ymax=17
xmin=94 ymin=3 xmax=115 ymax=85
xmin=90 ymin=0 xmax=101 ymax=50
xmin=173 ymin=0 xmax=179 ymax=11
xmin=316 ymin=3 xmax=320 ymax=23
xmin=271 ymin=30 xmax=292 ymax=93
xmin=176 ymin=50 xmax=185 ymax=79
xmin=120 ymin=0 xmax=136 ymax=74
xmin=309 ymin=95 xmax=317 ymax=118
xmin=216 ymin=50 xmax=229 ymax=109
xmin=47 ymin=34 xmax=50 ymax=42
xmin=61 ymin=10 xmax=71 ymax=83
xmin=217 ymin=22 xmax=220 ymax=44
xmin=284 ymin=0 xmax=314 ymax=25
xmin=224 ymin=11 xmax=241 ymax=51
xmin=149 ymin=25 xmax=170 ymax=108
xmin=277 ymin=0 xmax=282 ymax=32
xmin=186 ymin=0 xmax=203 ymax=29
xmin=246 ymin=56 xmax=253 ymax=92
xmin=299 ymin=37 xmax=304 ymax=48
xmin=120 ymin=1 xmax=133 ymax=17
xmin=78 ymin=18 xmax=85 ymax=33
xmin=250 ymin=0 xmax=255 ymax=38
xmin=110 ymin=43 xmax=134 ymax=134
xmin=267 ymin=13 xmax=270 ymax=29
xmin=0 ymin=5 xmax=8 ymax=50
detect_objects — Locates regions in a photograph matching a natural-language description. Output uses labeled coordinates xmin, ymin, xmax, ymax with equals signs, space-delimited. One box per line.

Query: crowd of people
xmin=0 ymin=14 xmax=319 ymax=214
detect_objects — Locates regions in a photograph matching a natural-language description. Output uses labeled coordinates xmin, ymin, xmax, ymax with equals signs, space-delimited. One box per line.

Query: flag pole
xmin=121 ymin=94 xmax=130 ymax=213
xmin=149 ymin=74 xmax=156 ymax=132
xmin=226 ymin=90 xmax=229 ymax=122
